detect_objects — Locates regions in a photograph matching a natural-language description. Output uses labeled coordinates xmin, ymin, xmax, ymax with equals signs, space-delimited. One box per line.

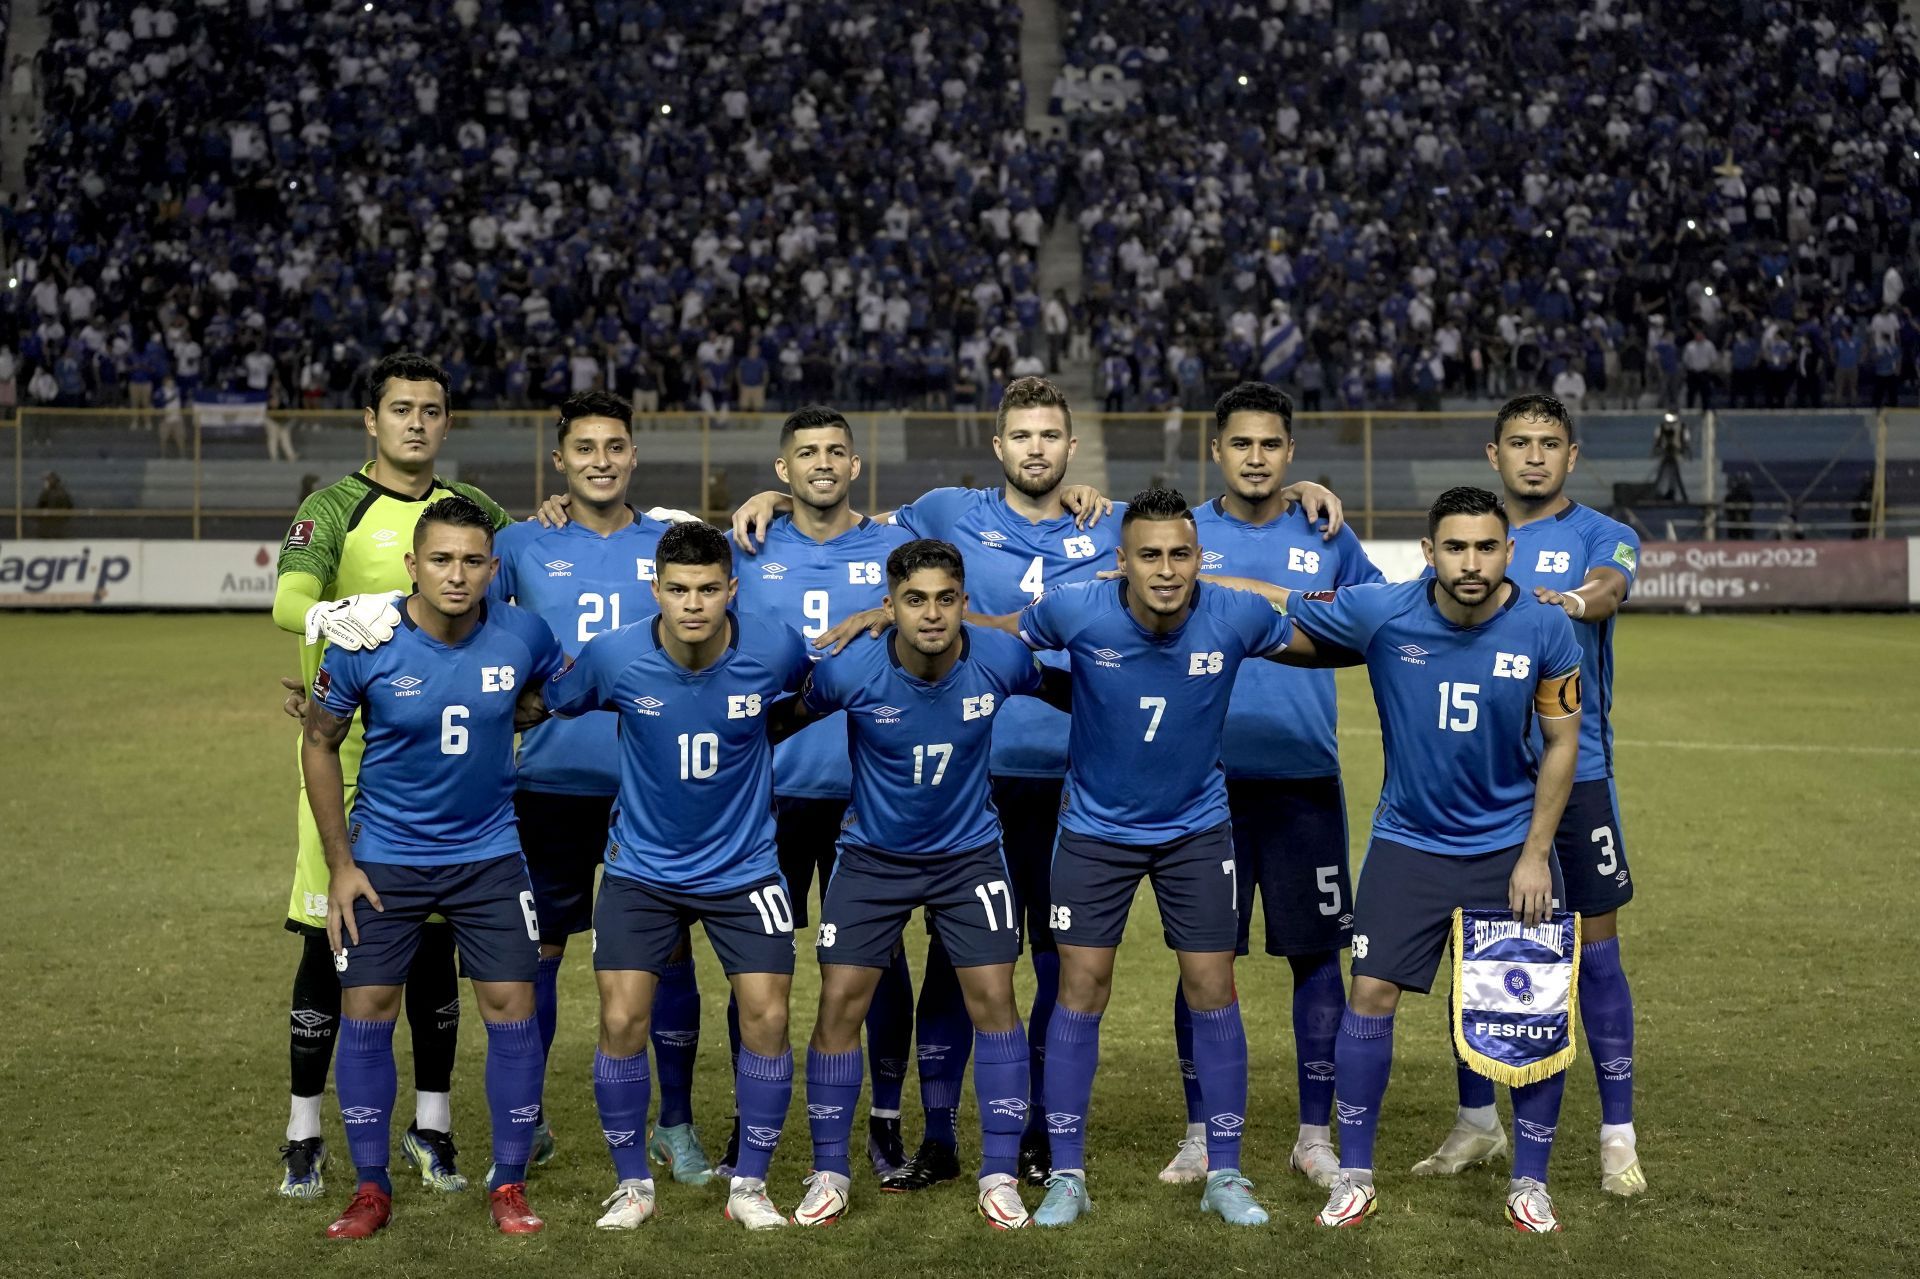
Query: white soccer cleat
xmin=595 ymin=1180 xmax=656 ymax=1229
xmin=1289 ymin=1136 xmax=1341 ymax=1188
xmin=724 ymin=1177 xmax=791 ymax=1230
xmin=1600 ymin=1134 xmax=1647 ymax=1197
xmin=1506 ymin=1178 xmax=1563 ymax=1232
xmin=790 ymin=1170 xmax=850 ymax=1227
xmin=1313 ymin=1174 xmax=1378 ymax=1228
xmin=1411 ymin=1119 xmax=1508 ymax=1175
xmin=977 ymin=1173 xmax=1030 ymax=1230
xmin=1158 ymin=1132 xmax=1208 ymax=1184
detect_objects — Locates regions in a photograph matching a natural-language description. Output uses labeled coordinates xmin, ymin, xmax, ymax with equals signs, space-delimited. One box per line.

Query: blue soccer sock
xmin=533 ymin=954 xmax=563 ymax=1063
xmin=1291 ymin=952 xmax=1344 ymax=1128
xmin=336 ymin=1016 xmax=397 ymax=1193
xmin=1042 ymin=1005 xmax=1101 ymax=1173
xmin=1451 ymin=979 xmax=1497 ymax=1113
xmin=916 ymin=939 xmax=972 ymax=1144
xmin=593 ymin=1048 xmax=653 ymax=1184
xmin=1190 ymin=999 xmax=1250 ymax=1170
xmin=1511 ymin=1072 xmax=1568 ymax=1184
xmin=973 ymin=1026 xmax=1029 ymax=1180
xmin=805 ymin=1045 xmax=864 ymax=1177
xmin=1024 ymin=949 xmax=1060 ymax=1139
xmin=1580 ymin=937 xmax=1636 ymax=1126
xmin=866 ymin=949 xmax=913 ymax=1114
xmin=1334 ymin=1007 xmax=1395 ymax=1175
xmin=484 ymin=1016 xmax=544 ymax=1188
xmin=651 ymin=959 xmax=700 ymax=1129
xmin=734 ymin=1047 xmax=793 ymax=1182
xmin=1172 ymin=981 xmax=1203 ymax=1124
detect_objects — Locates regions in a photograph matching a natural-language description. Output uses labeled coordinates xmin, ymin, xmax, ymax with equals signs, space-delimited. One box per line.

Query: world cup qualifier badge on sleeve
xmin=1450 ymin=908 xmax=1583 ymax=1087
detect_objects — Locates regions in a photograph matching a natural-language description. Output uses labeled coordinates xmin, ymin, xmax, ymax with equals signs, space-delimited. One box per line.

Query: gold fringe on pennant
xmin=1449 ymin=908 xmax=1583 ymax=1087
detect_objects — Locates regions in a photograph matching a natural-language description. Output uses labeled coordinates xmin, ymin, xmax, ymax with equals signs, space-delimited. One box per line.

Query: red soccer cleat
xmin=489 ymin=1182 xmax=545 ymax=1234
xmin=325 ymin=1182 xmax=393 ymax=1240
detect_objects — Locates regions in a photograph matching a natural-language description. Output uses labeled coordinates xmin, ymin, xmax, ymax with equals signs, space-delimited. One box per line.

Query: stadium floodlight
xmin=1237 ymin=75 xmax=1248 ymax=86
xmin=661 ymin=104 xmax=673 ymax=115
xmin=1686 ymin=219 xmax=1697 ymax=229
xmin=1703 ymin=286 xmax=1714 ymax=297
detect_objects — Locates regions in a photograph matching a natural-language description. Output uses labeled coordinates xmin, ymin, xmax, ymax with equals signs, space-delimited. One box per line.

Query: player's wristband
xmin=1565 ymin=590 xmax=1587 ymax=619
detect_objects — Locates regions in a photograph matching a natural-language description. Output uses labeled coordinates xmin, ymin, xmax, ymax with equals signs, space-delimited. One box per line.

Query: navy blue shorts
xmin=775 ymin=797 xmax=848 ymax=928
xmin=817 ymin=841 xmax=1023 ymax=969
xmin=1556 ymin=778 xmax=1634 ymax=915
xmin=1349 ymin=838 xmax=1565 ymax=994
xmin=513 ymin=790 xmax=612 ymax=942
xmin=1050 ymin=822 xmax=1238 ymax=953
xmin=1227 ymin=776 xmax=1354 ymax=957
xmin=338 ymin=853 xmax=540 ymax=988
xmin=593 ymin=870 xmax=797 ymax=976
xmin=991 ymin=775 xmax=1065 ymax=954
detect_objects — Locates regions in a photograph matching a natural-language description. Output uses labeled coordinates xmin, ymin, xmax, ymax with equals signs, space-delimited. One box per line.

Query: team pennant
xmin=1450 ymin=908 xmax=1582 ymax=1087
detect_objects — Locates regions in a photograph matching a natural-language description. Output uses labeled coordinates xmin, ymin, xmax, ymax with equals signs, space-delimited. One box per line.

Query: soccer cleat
xmin=278 ymin=1137 xmax=328 ymax=1199
xmin=715 ymin=1118 xmax=741 ymax=1180
xmin=530 ymin=1119 xmax=556 ymax=1167
xmin=489 ymin=1182 xmax=544 ymax=1234
xmin=791 ymin=1170 xmax=851 ymax=1226
xmin=724 ymin=1178 xmax=791 ymax=1230
xmin=1158 ymin=1132 xmax=1208 ymax=1184
xmin=1200 ymin=1169 xmax=1270 ymax=1226
xmin=1410 ymin=1119 xmax=1507 ymax=1176
xmin=1506 ymin=1178 xmax=1563 ymax=1232
xmin=324 ymin=1182 xmax=392 ymax=1239
xmin=1018 ymin=1135 xmax=1051 ymax=1186
xmin=1032 ymin=1172 xmax=1090 ymax=1228
xmin=1313 ymin=1175 xmax=1378 ymax=1228
xmin=401 ymin=1123 xmax=470 ymax=1192
xmin=867 ymin=1115 xmax=907 ymax=1179
xmin=977 ymin=1173 xmax=1030 ymax=1230
xmin=595 ymin=1180 xmax=657 ymax=1230
xmin=880 ymin=1138 xmax=961 ymax=1192
xmin=648 ymin=1122 xmax=715 ymax=1185
xmin=1289 ymin=1136 xmax=1341 ymax=1188
xmin=1600 ymin=1134 xmax=1647 ymax=1197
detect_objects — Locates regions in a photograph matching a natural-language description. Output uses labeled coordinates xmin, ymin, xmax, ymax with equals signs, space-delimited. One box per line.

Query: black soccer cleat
xmin=1019 ymin=1135 xmax=1052 ymax=1187
xmin=880 ymin=1139 xmax=961 ymax=1192
xmin=715 ymin=1117 xmax=742 ymax=1179
xmin=867 ymin=1115 xmax=907 ymax=1179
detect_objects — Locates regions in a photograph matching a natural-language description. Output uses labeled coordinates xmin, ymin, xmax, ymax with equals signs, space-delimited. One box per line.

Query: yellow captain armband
xmin=1534 ymin=669 xmax=1582 ymax=720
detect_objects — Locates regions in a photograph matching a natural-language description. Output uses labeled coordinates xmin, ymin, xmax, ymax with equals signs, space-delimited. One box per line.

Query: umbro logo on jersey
xmin=1092 ymin=647 xmax=1123 ymax=668
xmin=341 ymin=1106 xmax=381 ymax=1124
xmin=1396 ymin=644 xmax=1429 ymax=666
xmin=873 ymin=705 xmax=903 ymax=722
xmin=544 ymin=559 xmax=574 ymax=576
xmin=391 ymin=675 xmax=424 ymax=697
xmin=1202 ymin=550 xmax=1224 ymax=570
xmin=978 ymin=529 xmax=1008 ymax=545
xmin=602 ymin=1129 xmax=636 ymax=1146
xmin=372 ymin=528 xmax=399 ymax=545
xmin=760 ymin=562 xmax=788 ymax=579
xmin=510 ymin=1104 xmax=541 ymax=1123
xmin=633 ymin=696 xmax=664 ymax=716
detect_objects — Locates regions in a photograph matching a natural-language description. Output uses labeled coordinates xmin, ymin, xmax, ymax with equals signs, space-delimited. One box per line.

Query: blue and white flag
xmin=1260 ymin=317 xmax=1302 ymax=382
xmin=1451 ymin=908 xmax=1582 ymax=1086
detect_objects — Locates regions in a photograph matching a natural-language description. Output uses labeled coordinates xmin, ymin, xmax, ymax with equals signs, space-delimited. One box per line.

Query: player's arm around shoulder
xmin=1005 ymin=576 xmax=1097 ymax=649
xmin=768 ymin=640 xmax=853 ymax=744
xmin=1538 ymin=518 xmax=1638 ymax=622
xmin=300 ymin=654 xmax=380 ymax=950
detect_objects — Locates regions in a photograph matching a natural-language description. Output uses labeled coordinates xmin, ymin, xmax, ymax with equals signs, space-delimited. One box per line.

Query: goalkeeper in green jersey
xmin=271 ymin=353 xmax=512 ymax=1199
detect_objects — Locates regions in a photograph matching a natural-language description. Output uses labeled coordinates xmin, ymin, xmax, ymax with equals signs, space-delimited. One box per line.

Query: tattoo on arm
xmin=303 ymin=704 xmax=353 ymax=749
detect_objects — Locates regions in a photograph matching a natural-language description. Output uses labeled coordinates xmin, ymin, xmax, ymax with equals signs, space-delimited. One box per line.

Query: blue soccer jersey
xmin=1288 ymin=580 xmax=1584 ymax=856
xmin=1192 ymin=499 xmax=1384 ymax=778
xmin=544 ymin=610 xmax=811 ymax=894
xmin=804 ymin=625 xmax=1044 ymax=855
xmin=892 ymin=487 xmax=1124 ymax=778
xmin=1504 ymin=503 xmax=1639 ymax=781
xmin=733 ymin=514 xmax=913 ymax=800
xmin=312 ymin=599 xmax=565 ymax=866
xmin=491 ymin=511 xmax=673 ymax=795
xmin=1016 ymin=579 xmax=1294 ymax=844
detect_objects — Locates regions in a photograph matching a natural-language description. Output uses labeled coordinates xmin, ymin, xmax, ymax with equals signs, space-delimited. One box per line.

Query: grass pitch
xmin=2 ymin=611 xmax=1915 ymax=1277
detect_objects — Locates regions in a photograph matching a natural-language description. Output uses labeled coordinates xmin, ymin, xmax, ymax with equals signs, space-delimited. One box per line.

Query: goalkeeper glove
xmin=644 ymin=505 xmax=702 ymax=524
xmin=304 ymin=592 xmax=403 ymax=650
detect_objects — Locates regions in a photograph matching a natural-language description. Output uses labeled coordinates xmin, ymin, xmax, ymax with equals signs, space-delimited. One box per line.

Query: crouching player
xmin=301 ymin=495 xmax=566 ymax=1238
xmin=772 ymin=540 xmax=1072 ymax=1229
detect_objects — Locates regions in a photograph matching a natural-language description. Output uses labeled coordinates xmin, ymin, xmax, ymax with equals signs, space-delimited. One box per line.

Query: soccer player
xmin=271 ymin=353 xmax=511 ymax=1198
xmin=489 ymin=390 xmax=710 ymax=1183
xmin=728 ymin=405 xmax=919 ymax=1180
xmin=773 ymin=539 xmax=1072 ymax=1229
xmin=1276 ymin=486 xmax=1585 ymax=1232
xmin=1158 ymin=382 xmax=1384 ymax=1189
xmin=301 ymin=495 xmax=566 ymax=1238
xmin=521 ymin=521 xmax=812 ymax=1231
xmin=1413 ymin=394 xmax=1646 ymax=1195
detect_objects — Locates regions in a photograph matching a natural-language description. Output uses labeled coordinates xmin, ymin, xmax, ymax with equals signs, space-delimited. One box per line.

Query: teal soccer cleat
xmin=648 ymin=1122 xmax=715 ymax=1185
xmin=1033 ymin=1172 xmax=1091 ymax=1227
xmin=1200 ymin=1169 xmax=1270 ymax=1226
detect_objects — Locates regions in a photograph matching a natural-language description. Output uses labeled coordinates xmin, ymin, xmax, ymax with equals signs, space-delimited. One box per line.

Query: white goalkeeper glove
xmin=644 ymin=505 xmax=703 ymax=524
xmin=304 ymin=592 xmax=404 ymax=651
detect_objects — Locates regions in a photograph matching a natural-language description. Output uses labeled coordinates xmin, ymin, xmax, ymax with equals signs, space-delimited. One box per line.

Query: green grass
xmin=3 ymin=612 xmax=1916 ymax=1277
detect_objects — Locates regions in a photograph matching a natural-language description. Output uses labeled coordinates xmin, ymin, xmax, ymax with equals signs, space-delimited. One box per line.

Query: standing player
xmin=1275 ymin=487 xmax=1585 ymax=1232
xmin=520 ymin=523 xmax=811 ymax=1231
xmin=1159 ymin=383 xmax=1384 ymax=1188
xmin=775 ymin=540 xmax=1071 ymax=1229
xmin=489 ymin=390 xmax=710 ymax=1183
xmin=1412 ymin=394 xmax=1645 ymax=1195
xmin=271 ymin=353 xmax=510 ymax=1198
xmin=728 ymin=405 xmax=918 ymax=1179
xmin=301 ymin=496 xmax=565 ymax=1238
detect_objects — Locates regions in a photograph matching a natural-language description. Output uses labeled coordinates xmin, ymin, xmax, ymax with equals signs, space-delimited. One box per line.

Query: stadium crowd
xmin=2 ymin=0 xmax=1919 ymax=416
